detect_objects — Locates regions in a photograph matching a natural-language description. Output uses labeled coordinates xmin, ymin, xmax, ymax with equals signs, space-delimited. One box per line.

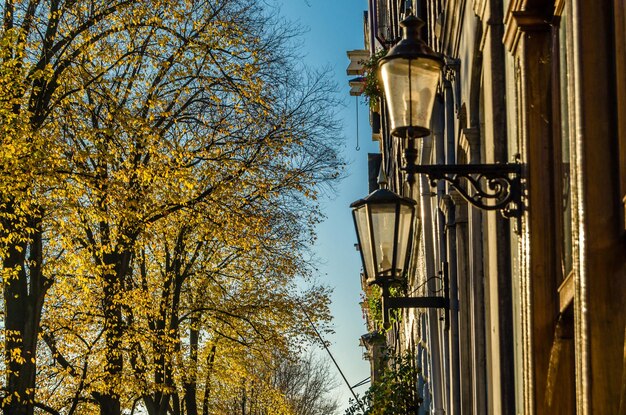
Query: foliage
xmin=361 ymin=49 xmax=388 ymax=108
xmin=363 ymin=285 xmax=403 ymax=332
xmin=0 ymin=1 xmax=344 ymax=414
xmin=344 ymin=351 xmax=422 ymax=415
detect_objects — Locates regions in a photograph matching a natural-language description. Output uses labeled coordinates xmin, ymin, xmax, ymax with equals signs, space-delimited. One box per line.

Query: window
xmin=546 ymin=3 xmax=576 ymax=412
xmin=552 ymin=5 xmax=573 ymax=287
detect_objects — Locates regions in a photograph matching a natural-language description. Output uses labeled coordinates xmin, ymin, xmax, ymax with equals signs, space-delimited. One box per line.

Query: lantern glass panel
xmin=394 ymin=204 xmax=414 ymax=277
xmin=370 ymin=203 xmax=398 ymax=278
xmin=380 ymin=57 xmax=441 ymax=137
xmin=353 ymin=205 xmax=375 ymax=280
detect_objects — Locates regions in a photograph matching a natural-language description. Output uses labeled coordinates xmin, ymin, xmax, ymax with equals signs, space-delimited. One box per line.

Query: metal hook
xmin=355 ymin=96 xmax=361 ymax=151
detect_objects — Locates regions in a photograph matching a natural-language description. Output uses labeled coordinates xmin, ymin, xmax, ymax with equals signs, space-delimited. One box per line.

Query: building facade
xmin=349 ymin=0 xmax=626 ymax=414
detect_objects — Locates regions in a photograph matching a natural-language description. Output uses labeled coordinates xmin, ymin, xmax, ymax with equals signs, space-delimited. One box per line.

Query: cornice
xmin=459 ymin=127 xmax=480 ymax=164
xmin=449 ymin=190 xmax=469 ymax=223
xmin=503 ymin=5 xmax=551 ymax=54
xmin=449 ymin=189 xmax=467 ymax=205
xmin=439 ymin=194 xmax=452 ymax=217
xmin=473 ymin=0 xmax=487 ymax=21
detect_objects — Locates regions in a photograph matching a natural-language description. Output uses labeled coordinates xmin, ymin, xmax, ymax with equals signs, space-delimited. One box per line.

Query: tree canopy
xmin=0 ymin=1 xmax=344 ymax=414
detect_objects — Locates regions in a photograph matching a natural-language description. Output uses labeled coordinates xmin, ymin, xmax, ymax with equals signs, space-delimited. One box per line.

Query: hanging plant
xmin=361 ymin=49 xmax=388 ymax=109
xmin=344 ymin=351 xmax=423 ymax=415
xmin=363 ymin=285 xmax=403 ymax=332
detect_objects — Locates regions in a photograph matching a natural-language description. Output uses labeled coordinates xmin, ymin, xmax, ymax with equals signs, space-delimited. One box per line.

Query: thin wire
xmin=352 ymin=376 xmax=371 ymax=388
xmin=301 ymin=306 xmax=365 ymax=411
xmin=355 ymin=96 xmax=361 ymax=151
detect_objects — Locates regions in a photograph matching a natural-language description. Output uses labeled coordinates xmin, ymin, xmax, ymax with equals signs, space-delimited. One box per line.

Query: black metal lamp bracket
xmin=379 ymin=265 xmax=449 ymax=328
xmin=402 ymin=148 xmax=523 ymax=219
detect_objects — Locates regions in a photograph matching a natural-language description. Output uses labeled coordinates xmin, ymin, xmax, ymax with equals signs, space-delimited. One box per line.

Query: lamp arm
xmin=379 ymin=277 xmax=449 ymax=328
xmin=403 ymin=162 xmax=523 ymax=219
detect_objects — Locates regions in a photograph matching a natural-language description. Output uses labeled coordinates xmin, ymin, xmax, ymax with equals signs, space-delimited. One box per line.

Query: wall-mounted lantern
xmin=351 ymin=188 xmax=415 ymax=286
xmin=379 ymin=15 xmax=523 ymax=218
xmin=379 ymin=15 xmax=444 ymax=139
xmin=351 ymin=189 xmax=448 ymax=326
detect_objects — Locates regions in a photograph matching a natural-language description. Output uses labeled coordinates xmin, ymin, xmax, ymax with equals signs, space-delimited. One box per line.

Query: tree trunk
xmin=184 ymin=326 xmax=200 ymax=415
xmin=97 ymin=250 xmax=133 ymax=415
xmin=2 ymin=213 xmax=49 ymax=415
xmin=201 ymin=344 xmax=217 ymax=415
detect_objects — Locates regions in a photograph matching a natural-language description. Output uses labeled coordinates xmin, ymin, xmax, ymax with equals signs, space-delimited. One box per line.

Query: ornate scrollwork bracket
xmin=402 ymin=149 xmax=523 ymax=219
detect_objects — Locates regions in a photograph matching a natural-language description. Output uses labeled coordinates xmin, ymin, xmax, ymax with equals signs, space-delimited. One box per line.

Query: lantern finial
xmin=401 ymin=14 xmax=425 ymax=42
xmin=377 ymin=167 xmax=388 ymax=188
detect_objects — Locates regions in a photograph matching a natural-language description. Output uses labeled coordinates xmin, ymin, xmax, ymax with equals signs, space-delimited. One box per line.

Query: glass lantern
xmin=379 ymin=15 xmax=444 ymax=138
xmin=351 ymin=189 xmax=416 ymax=286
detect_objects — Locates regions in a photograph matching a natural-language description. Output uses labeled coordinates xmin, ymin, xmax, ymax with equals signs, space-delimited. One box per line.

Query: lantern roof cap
xmin=350 ymin=188 xmax=416 ymax=208
xmin=378 ymin=15 xmax=444 ymax=65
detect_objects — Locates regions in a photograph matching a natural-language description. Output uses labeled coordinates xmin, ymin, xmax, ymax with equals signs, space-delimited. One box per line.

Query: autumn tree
xmin=0 ymin=2 xmax=162 ymax=414
xmin=272 ymin=351 xmax=341 ymax=415
xmin=135 ymin=208 xmax=335 ymax=415
xmin=1 ymin=1 xmax=343 ymax=415
xmin=213 ymin=349 xmax=342 ymax=415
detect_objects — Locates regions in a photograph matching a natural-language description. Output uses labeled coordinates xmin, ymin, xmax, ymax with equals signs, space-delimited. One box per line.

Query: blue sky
xmin=275 ymin=0 xmax=379 ymax=411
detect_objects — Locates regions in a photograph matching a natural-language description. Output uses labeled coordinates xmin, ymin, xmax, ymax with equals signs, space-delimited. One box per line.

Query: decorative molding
xmin=503 ymin=0 xmax=524 ymax=52
xmin=449 ymin=190 xmax=469 ymax=223
xmin=512 ymin=10 xmax=551 ymax=30
xmin=459 ymin=127 xmax=480 ymax=164
xmin=485 ymin=12 xmax=506 ymax=48
xmin=346 ymin=49 xmax=369 ymax=75
xmin=449 ymin=190 xmax=467 ymax=206
xmin=442 ymin=0 xmax=465 ymax=58
xmin=349 ymin=76 xmax=365 ymax=96
xmin=503 ymin=9 xmax=551 ymax=54
xmin=439 ymin=194 xmax=452 ymax=218
xmin=473 ymin=0 xmax=487 ymax=21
